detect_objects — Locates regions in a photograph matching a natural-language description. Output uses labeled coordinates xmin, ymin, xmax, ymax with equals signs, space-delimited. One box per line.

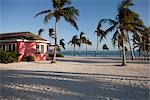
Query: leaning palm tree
xmin=38 ymin=28 xmax=45 ymax=37
xmin=79 ymin=32 xmax=86 ymax=56
xmin=60 ymin=38 xmax=65 ymax=50
xmin=133 ymin=26 xmax=150 ymax=59
xmin=35 ymin=0 xmax=79 ymax=63
xmin=142 ymin=27 xmax=150 ymax=59
xmin=68 ymin=35 xmax=80 ymax=56
xmin=97 ymin=0 xmax=144 ymax=65
xmin=94 ymin=27 xmax=106 ymax=57
xmin=85 ymin=39 xmax=92 ymax=56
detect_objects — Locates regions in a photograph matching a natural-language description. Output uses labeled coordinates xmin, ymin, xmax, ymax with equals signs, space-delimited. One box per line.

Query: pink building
xmin=0 ymin=32 xmax=50 ymax=61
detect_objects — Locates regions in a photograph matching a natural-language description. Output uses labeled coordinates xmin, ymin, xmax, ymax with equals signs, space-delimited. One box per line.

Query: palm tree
xmin=94 ymin=27 xmax=106 ymax=57
xmin=68 ymin=35 xmax=80 ymax=56
xmin=142 ymin=27 xmax=150 ymax=59
xmin=35 ymin=0 xmax=79 ymax=63
xmin=38 ymin=28 xmax=45 ymax=37
xmin=133 ymin=26 xmax=150 ymax=59
xmin=85 ymin=39 xmax=92 ymax=56
xmin=48 ymin=28 xmax=55 ymax=43
xmin=97 ymin=0 xmax=144 ymax=65
xmin=60 ymin=38 xmax=65 ymax=50
xmin=79 ymin=32 xmax=86 ymax=56
xmin=102 ymin=44 xmax=109 ymax=51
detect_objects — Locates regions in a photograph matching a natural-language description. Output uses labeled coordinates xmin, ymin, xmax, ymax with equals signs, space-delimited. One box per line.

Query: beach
xmin=0 ymin=56 xmax=149 ymax=100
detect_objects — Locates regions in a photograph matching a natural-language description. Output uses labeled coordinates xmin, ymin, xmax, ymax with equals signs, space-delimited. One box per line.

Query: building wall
xmin=17 ymin=42 xmax=48 ymax=61
xmin=0 ymin=42 xmax=48 ymax=61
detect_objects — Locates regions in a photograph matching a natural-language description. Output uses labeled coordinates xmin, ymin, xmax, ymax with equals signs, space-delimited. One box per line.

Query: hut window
xmin=12 ymin=44 xmax=16 ymax=51
xmin=3 ymin=45 xmax=6 ymax=51
xmin=41 ymin=45 xmax=44 ymax=54
xmin=36 ymin=45 xmax=40 ymax=54
xmin=9 ymin=44 xmax=11 ymax=51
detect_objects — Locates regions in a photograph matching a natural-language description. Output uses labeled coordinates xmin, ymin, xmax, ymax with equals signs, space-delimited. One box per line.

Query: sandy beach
xmin=0 ymin=56 xmax=149 ymax=100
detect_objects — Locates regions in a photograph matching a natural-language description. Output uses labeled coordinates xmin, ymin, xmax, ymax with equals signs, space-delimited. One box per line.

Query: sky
xmin=0 ymin=0 xmax=149 ymax=51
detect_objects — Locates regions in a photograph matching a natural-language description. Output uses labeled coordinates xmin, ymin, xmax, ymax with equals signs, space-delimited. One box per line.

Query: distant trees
xmin=38 ymin=28 xmax=45 ymax=37
xmin=133 ymin=26 xmax=150 ymax=59
xmin=68 ymin=35 xmax=80 ymax=56
xmin=48 ymin=28 xmax=55 ymax=43
xmin=85 ymin=39 xmax=92 ymax=56
xmin=59 ymin=38 xmax=65 ymax=50
xmin=102 ymin=44 xmax=109 ymax=51
xmin=69 ymin=32 xmax=92 ymax=56
xmin=35 ymin=0 xmax=79 ymax=63
xmin=94 ymin=27 xmax=106 ymax=56
xmin=79 ymin=32 xmax=86 ymax=56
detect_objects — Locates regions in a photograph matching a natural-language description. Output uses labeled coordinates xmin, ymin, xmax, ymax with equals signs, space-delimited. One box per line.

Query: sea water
xmin=60 ymin=51 xmax=140 ymax=57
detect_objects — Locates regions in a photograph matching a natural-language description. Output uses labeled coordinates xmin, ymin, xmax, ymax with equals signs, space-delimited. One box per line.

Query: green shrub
xmin=26 ymin=55 xmax=35 ymax=62
xmin=0 ymin=49 xmax=19 ymax=63
xmin=49 ymin=53 xmax=64 ymax=57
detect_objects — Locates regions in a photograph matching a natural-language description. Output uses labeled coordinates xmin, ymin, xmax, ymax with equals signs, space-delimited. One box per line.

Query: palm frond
xmin=111 ymin=30 xmax=119 ymax=47
xmin=62 ymin=6 xmax=79 ymax=16
xmin=35 ymin=10 xmax=51 ymax=18
xmin=68 ymin=40 xmax=72 ymax=45
xmin=80 ymin=32 xmax=85 ymax=37
xmin=61 ymin=7 xmax=79 ymax=30
xmin=105 ymin=23 xmax=117 ymax=33
xmin=44 ymin=12 xmax=55 ymax=23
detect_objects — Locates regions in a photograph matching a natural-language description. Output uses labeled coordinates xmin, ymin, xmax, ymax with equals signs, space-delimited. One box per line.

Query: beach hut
xmin=0 ymin=32 xmax=50 ymax=61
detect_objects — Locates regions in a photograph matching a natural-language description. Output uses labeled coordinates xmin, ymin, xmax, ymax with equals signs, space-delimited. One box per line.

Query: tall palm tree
xmin=60 ymin=38 xmax=65 ymax=50
xmin=35 ymin=0 xmax=79 ymax=63
xmin=85 ymin=39 xmax=92 ymax=56
xmin=94 ymin=27 xmax=106 ymax=57
xmin=68 ymin=35 xmax=80 ymax=56
xmin=97 ymin=0 xmax=144 ymax=65
xmin=38 ymin=28 xmax=45 ymax=37
xmin=79 ymin=32 xmax=86 ymax=56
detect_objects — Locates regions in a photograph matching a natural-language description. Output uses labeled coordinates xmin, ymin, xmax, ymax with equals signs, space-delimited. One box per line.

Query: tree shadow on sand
xmin=57 ymin=57 xmax=149 ymax=66
xmin=0 ymin=70 xmax=149 ymax=100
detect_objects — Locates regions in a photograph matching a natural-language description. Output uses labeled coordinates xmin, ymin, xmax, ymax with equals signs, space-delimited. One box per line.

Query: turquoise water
xmin=60 ymin=51 xmax=140 ymax=57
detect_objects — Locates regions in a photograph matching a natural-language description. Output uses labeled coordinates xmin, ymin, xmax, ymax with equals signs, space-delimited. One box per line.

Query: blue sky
xmin=0 ymin=0 xmax=149 ymax=51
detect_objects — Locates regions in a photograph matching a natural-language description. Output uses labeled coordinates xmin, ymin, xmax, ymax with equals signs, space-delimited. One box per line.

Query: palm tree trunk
xmin=95 ymin=36 xmax=99 ymax=57
xmin=73 ymin=45 xmax=75 ymax=56
xmin=120 ymin=50 xmax=122 ymax=57
xmin=71 ymin=45 xmax=73 ymax=56
xmin=86 ymin=44 xmax=87 ymax=56
xmin=122 ymin=37 xmax=127 ymax=66
xmin=49 ymin=37 xmax=51 ymax=43
xmin=139 ymin=47 xmax=141 ymax=57
xmin=79 ymin=41 xmax=81 ymax=56
xmin=52 ymin=18 xmax=58 ymax=63
xmin=128 ymin=41 xmax=135 ymax=60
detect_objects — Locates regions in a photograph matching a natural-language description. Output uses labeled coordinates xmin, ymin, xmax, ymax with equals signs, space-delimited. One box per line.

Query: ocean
xmin=60 ymin=51 xmax=140 ymax=57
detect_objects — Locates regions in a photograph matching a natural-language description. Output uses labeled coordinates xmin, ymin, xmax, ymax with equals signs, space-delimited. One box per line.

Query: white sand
xmin=0 ymin=56 xmax=149 ymax=100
